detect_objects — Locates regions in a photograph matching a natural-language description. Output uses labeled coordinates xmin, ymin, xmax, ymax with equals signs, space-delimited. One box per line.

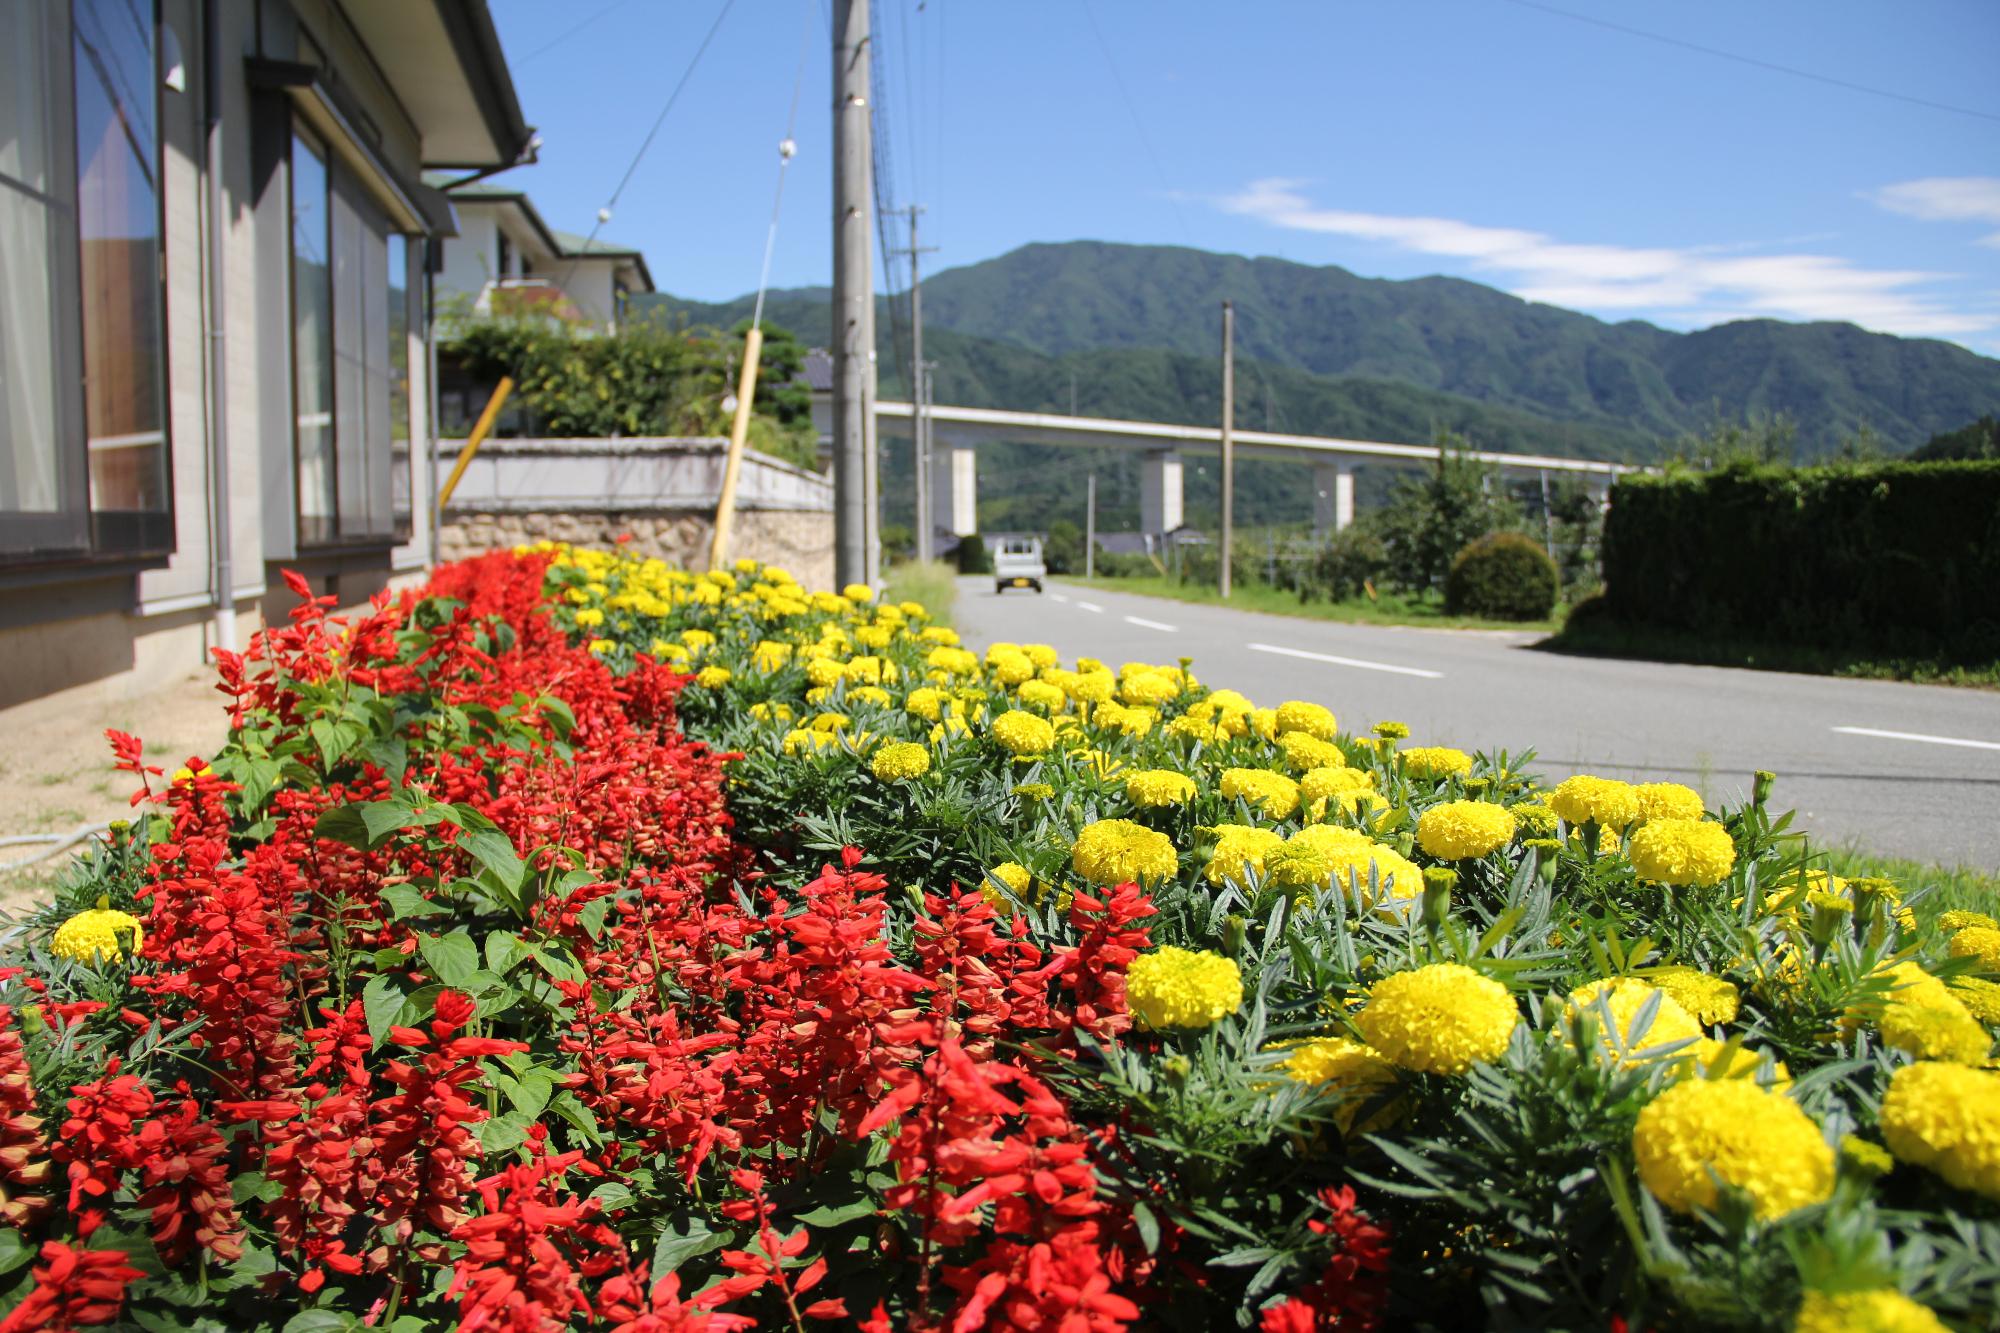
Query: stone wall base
xmin=440 ymin=509 xmax=835 ymax=592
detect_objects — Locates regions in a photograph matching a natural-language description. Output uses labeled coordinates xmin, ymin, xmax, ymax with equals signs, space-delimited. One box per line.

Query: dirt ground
xmin=0 ymin=665 xmax=235 ymax=915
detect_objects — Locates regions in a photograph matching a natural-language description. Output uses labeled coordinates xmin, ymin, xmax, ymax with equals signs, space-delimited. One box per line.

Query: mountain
xmin=636 ymin=241 xmax=2000 ymax=459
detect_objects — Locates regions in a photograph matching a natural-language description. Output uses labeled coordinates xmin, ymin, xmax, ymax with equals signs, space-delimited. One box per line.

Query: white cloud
xmin=1216 ymin=178 xmax=1993 ymax=340
xmin=1871 ymin=176 xmax=2000 ymax=249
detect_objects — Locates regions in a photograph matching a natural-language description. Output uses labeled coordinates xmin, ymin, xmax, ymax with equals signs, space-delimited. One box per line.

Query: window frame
xmin=287 ymin=121 xmax=340 ymax=547
xmin=0 ymin=0 xmax=174 ymax=571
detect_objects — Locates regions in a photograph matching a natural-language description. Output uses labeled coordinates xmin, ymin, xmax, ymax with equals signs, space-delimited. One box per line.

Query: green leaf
xmin=283 ymin=1310 xmax=364 ymax=1333
xmin=362 ymin=974 xmax=405 ymax=1050
xmin=652 ymin=1213 xmax=730 ymax=1276
xmin=418 ymin=931 xmax=481 ymax=989
xmin=0 ymin=1230 xmax=31 ymax=1276
xmin=485 ymin=931 xmax=532 ymax=976
xmin=362 ymin=736 xmax=410 ymax=784
xmin=578 ymin=895 xmax=612 ymax=941
xmin=475 ymin=1113 xmax=531 ymax=1156
xmin=381 ymin=883 xmax=448 ymax=921
xmin=590 ymin=1181 xmax=636 ymax=1212
xmin=458 ymin=828 xmax=527 ymax=893
xmin=793 ymin=1197 xmax=877 ymax=1227
xmin=314 ymin=804 xmax=374 ymax=850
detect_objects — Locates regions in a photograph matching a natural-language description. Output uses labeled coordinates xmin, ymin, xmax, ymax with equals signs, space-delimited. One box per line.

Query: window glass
xmin=0 ymin=1 xmax=68 ymax=534
xmin=388 ymin=237 xmax=411 ymax=531
xmin=73 ymin=0 xmax=168 ymax=540
xmin=292 ymin=130 xmax=334 ymax=543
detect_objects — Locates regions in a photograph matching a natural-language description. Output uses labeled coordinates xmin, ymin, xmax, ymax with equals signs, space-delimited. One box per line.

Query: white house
xmin=0 ymin=0 xmax=534 ymax=710
xmin=431 ymin=180 xmax=653 ymax=333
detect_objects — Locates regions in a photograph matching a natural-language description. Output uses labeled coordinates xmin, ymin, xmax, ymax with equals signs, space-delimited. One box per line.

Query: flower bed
xmin=1 ymin=548 xmax=1996 ymax=1332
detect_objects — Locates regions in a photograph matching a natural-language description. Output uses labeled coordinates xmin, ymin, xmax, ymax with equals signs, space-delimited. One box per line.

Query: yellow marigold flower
xmin=1125 ymin=769 xmax=1197 ymax=809
xmin=648 ymin=639 xmax=689 ymax=665
xmin=805 ymin=657 xmax=846 ymax=689
xmin=1014 ymin=781 xmax=1054 ymax=801
xmin=573 ymin=607 xmax=605 ymax=628
xmin=1840 ymin=1135 xmax=1896 ymax=1178
xmin=920 ymin=625 xmax=960 ymax=646
xmin=1092 ymin=701 xmax=1154 ymax=738
xmin=1635 ymin=781 xmax=1704 ymax=822
xmin=1372 ymin=720 xmax=1410 ymax=740
xmin=844 ymin=656 xmax=896 ymax=686
xmin=1650 ymin=968 xmax=1741 ymax=1025
xmin=987 ymin=862 xmax=1032 ymax=898
xmin=1119 ymin=671 xmax=1178 ymax=707
xmin=1402 ymin=746 xmax=1473 ymax=780
xmin=1249 ymin=708 xmax=1279 ymax=742
xmin=1566 ymin=978 xmax=1704 ymax=1062
xmin=1948 ymin=976 xmax=2000 ymax=1023
xmin=853 ymin=625 xmax=893 ymax=650
xmin=694 ymin=666 xmax=731 ymax=688
xmin=1686 ymin=1039 xmax=1790 ymax=1089
xmin=750 ymin=640 xmax=793 ymax=672
xmin=588 ymin=639 xmax=615 ymax=655
xmin=1938 ymin=909 xmax=1999 ymax=933
xmin=1016 ymin=680 xmax=1068 ymax=714
xmin=782 ymin=728 xmax=838 ymax=755
xmin=1948 ymin=925 xmax=2000 ymax=971
xmin=927 ymin=646 xmax=979 ymax=677
xmin=1278 ymin=1037 xmax=1398 ymax=1134
xmin=748 ymin=701 xmax=794 ymax=724
xmin=1508 ymin=800 xmax=1559 ymax=839
xmin=1548 ymin=774 xmax=1640 ymax=829
xmin=870 ymin=742 xmax=931 ymax=782
xmin=1793 ymin=1289 xmax=1948 ymax=1333
xmin=1415 ymin=801 xmax=1517 ymax=860
xmin=1165 ymin=715 xmax=1222 ymax=744
xmin=1071 ymin=819 xmax=1178 ymax=886
xmin=986 ymin=646 xmax=1036 ymax=686
xmin=1219 ymin=768 xmax=1301 ymax=820
xmin=1633 ymin=1078 xmax=1834 ymax=1220
xmin=1204 ymin=825 xmax=1288 ymax=886
xmin=905 ymin=687 xmax=945 ymax=722
xmin=842 ymin=582 xmax=874 ymax=602
xmin=1274 ymin=700 xmax=1337 ymax=741
xmin=1270 ymin=825 xmax=1422 ymax=899
xmin=1879 ymin=1061 xmax=2000 ymax=1200
xmin=1880 ymin=1002 xmax=1991 ymax=1065
xmin=1065 ymin=670 xmax=1117 ymax=704
xmin=51 ymin=905 xmax=144 ymax=965
xmin=1277 ymin=731 xmax=1346 ymax=773
xmin=681 ymin=628 xmax=717 ymax=652
xmin=1300 ymin=765 xmax=1374 ymax=805
xmin=1357 ymin=963 xmax=1518 ymax=1075
xmin=1873 ymin=960 xmax=1959 ymax=1013
xmin=991 ymin=710 xmax=1056 ymax=758
xmin=847 ymin=686 xmax=892 ymax=707
xmin=1019 ymin=643 xmax=1058 ymax=669
xmin=1627 ymin=818 xmax=1736 ymax=887
xmin=1126 ymin=947 xmax=1242 ymax=1030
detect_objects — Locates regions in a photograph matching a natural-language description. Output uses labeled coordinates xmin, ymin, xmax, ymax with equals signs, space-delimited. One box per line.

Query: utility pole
xmin=1085 ymin=473 xmax=1096 ymax=579
xmin=831 ymin=0 xmax=873 ymax=587
xmin=1219 ymin=299 xmax=1235 ymax=599
xmin=896 ymin=205 xmax=938 ymax=562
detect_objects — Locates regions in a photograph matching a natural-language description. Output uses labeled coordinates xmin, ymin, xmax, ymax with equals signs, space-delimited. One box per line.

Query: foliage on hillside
xmin=1913 ymin=415 xmax=2000 ymax=461
xmin=643 ymin=241 xmax=2000 ymax=457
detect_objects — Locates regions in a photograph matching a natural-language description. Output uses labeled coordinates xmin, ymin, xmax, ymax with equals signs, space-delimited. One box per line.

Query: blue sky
xmin=487 ymin=0 xmax=2000 ymax=353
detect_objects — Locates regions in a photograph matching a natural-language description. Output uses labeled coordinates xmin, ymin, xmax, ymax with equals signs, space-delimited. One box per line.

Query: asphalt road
xmin=953 ymin=577 xmax=2000 ymax=870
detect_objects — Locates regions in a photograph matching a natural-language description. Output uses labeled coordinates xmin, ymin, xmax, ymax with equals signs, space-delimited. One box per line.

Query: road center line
xmin=1075 ymin=600 xmax=1104 ymax=613
xmin=1122 ymin=614 xmax=1178 ymax=632
xmin=1247 ymin=641 xmax=1444 ymax=679
xmin=1049 ymin=592 xmax=1070 ymax=603
xmin=1830 ymin=725 xmax=2000 ymax=752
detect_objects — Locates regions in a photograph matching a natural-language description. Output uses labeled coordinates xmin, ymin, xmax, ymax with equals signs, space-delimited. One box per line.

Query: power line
xmin=1501 ymin=0 xmax=2000 ymax=125
xmin=559 ymin=0 xmax=738 ymax=294
xmin=519 ymin=1 xmax=634 ymax=61
xmin=1076 ymin=0 xmax=1195 ymax=245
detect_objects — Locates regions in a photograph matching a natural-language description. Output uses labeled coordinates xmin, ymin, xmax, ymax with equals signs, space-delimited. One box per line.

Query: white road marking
xmin=1247 ymin=641 xmax=1444 ymax=679
xmin=1831 ymin=726 xmax=2000 ymax=752
xmin=1076 ymin=601 xmax=1104 ymax=613
xmin=1050 ymin=592 xmax=1070 ymax=603
xmin=1122 ymin=614 xmax=1178 ymax=632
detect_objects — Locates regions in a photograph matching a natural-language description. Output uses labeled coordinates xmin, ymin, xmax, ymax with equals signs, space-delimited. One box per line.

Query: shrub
xmin=1301 ymin=528 xmax=1389 ymax=602
xmin=956 ymin=534 xmax=992 ymax=573
xmin=1444 ymin=531 xmax=1560 ymax=620
xmin=1600 ymin=459 xmax=2000 ymax=657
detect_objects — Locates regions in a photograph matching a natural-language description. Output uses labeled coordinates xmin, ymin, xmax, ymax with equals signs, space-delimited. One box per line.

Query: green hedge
xmin=1599 ymin=460 xmax=2000 ymax=657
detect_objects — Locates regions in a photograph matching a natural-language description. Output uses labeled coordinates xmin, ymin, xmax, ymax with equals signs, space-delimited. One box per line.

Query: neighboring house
xmin=431 ymin=180 xmax=653 ymax=332
xmin=0 ymin=0 xmax=534 ymax=711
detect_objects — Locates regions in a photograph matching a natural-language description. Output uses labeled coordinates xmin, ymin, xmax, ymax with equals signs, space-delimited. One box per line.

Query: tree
xmin=1364 ymin=433 xmax=1521 ymax=594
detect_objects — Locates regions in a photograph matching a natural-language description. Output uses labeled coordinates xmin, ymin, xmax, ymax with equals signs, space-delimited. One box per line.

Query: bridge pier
xmin=1141 ymin=449 xmax=1184 ymax=536
xmin=1313 ymin=463 xmax=1354 ymax=534
xmin=930 ymin=441 xmax=977 ymax=539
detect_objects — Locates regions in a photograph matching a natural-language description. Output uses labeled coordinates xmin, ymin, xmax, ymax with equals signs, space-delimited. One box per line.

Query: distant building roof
xmin=803 ymin=347 xmax=835 ymax=393
xmin=429 ymin=177 xmax=654 ymax=292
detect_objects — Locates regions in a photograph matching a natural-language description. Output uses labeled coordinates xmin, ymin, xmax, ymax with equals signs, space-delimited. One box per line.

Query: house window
xmin=289 ymin=129 xmax=405 ymax=546
xmin=496 ymin=228 xmax=511 ymax=278
xmin=388 ymin=236 xmax=411 ymax=533
xmin=290 ymin=128 xmax=335 ymax=544
xmin=1 ymin=0 xmax=170 ymax=563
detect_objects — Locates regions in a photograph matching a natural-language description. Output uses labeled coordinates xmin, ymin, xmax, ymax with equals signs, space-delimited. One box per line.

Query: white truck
xmin=992 ymin=536 xmax=1047 ymax=595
